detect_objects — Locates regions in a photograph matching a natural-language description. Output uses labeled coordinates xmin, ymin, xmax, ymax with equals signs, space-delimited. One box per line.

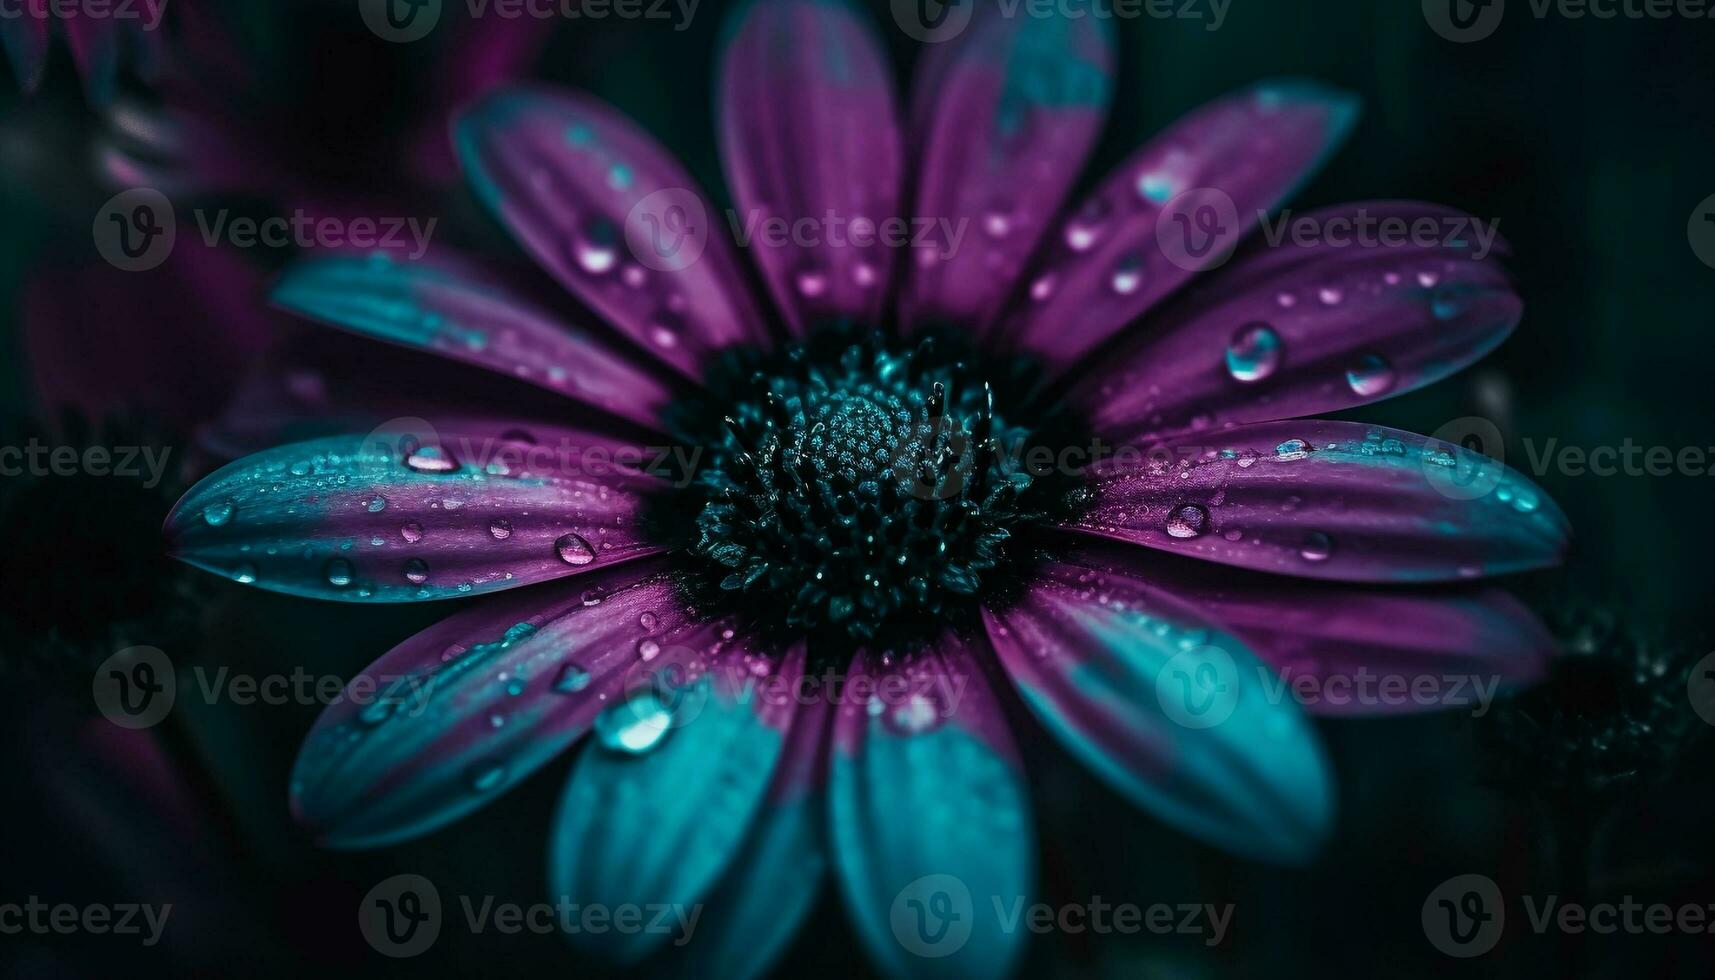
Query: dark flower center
xmin=668 ymin=329 xmax=1079 ymax=645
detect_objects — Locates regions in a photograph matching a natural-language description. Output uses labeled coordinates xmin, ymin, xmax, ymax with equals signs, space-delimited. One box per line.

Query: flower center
xmin=672 ymin=329 xmax=1073 ymax=644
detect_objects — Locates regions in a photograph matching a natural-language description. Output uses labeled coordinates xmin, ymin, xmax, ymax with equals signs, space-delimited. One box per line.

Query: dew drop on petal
xmin=1346 ymin=354 xmax=1396 ymax=397
xmin=400 ymin=522 xmax=424 ymax=543
xmin=554 ymin=663 xmax=592 ymax=694
xmin=404 ymin=558 xmax=429 ymax=584
xmin=488 ymin=518 xmax=513 ymax=541
xmin=1275 ymin=438 xmax=1312 ymax=461
xmin=1225 ymin=322 xmax=1282 ymax=383
xmin=1299 ymin=532 xmax=1333 ymax=562
xmin=325 ymin=558 xmax=354 ymax=588
xmin=1165 ymin=503 xmax=1209 ymax=539
xmin=555 ymin=533 xmax=596 ymax=566
xmin=405 ymin=446 xmax=457 ymax=473
xmin=203 ymin=501 xmax=235 ymax=526
xmin=1110 ymin=254 xmax=1144 ymax=295
xmin=366 ymin=495 xmax=387 ymax=513
xmin=467 ymin=760 xmax=507 ymax=793
xmin=594 ymin=695 xmax=672 ymax=754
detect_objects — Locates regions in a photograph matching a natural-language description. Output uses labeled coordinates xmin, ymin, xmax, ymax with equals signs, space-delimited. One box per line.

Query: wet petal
xmin=650 ymin=698 xmax=830 ymax=980
xmin=1056 ymin=543 xmax=1554 ymax=717
xmin=983 ymin=560 xmax=1331 ymax=863
xmin=455 ymin=85 xmax=767 ymax=378
xmin=166 ymin=424 xmax=665 ymax=601
xmin=1076 ymin=202 xmax=1522 ymax=443
xmin=550 ymin=645 xmax=804 ymax=964
xmin=718 ymin=0 xmax=902 ymax=332
xmin=289 ymin=561 xmax=691 ymax=847
xmin=1066 ymin=420 xmax=1569 ymax=582
xmin=271 ymin=249 xmax=673 ymax=431
xmin=901 ymin=7 xmax=1113 ymax=329
xmin=996 ymin=80 xmax=1360 ymax=368
xmin=829 ymin=635 xmax=1033 ymax=979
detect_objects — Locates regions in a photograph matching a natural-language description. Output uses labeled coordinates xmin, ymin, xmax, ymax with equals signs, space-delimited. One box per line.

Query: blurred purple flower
xmin=164 ymin=2 xmax=1568 ymax=975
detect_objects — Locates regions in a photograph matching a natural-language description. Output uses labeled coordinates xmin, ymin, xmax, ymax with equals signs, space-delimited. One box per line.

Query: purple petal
xmin=62 ymin=14 xmax=120 ymax=103
xmin=718 ymin=0 xmax=902 ymax=332
xmin=1 ymin=1 xmax=50 ymax=92
xmin=829 ymin=635 xmax=1034 ymax=978
xmin=1076 ymin=202 xmax=1522 ymax=443
xmin=1055 ymin=542 xmax=1554 ymax=717
xmin=900 ymin=8 xmax=1113 ymax=329
xmin=455 ymin=85 xmax=768 ymax=377
xmin=271 ymin=249 xmax=673 ymax=431
xmin=984 ymin=560 xmax=1332 ymax=863
xmin=550 ymin=645 xmax=804 ymax=964
xmin=289 ymin=560 xmax=694 ymax=847
xmin=1067 ymin=420 xmax=1569 ymax=582
xmin=994 ymin=80 xmax=1360 ymax=369
xmin=166 ymin=424 xmax=665 ymax=602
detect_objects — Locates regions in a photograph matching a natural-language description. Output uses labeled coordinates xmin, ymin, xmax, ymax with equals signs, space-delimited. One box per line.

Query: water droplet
xmin=638 ymin=638 xmax=661 ymax=661
xmin=1345 ymin=354 xmax=1396 ymax=397
xmin=1064 ymin=200 xmax=1109 ymax=251
xmin=575 ymin=220 xmax=619 ymax=274
xmin=594 ymin=694 xmax=673 ymax=754
xmin=366 ymin=495 xmax=387 ymax=513
xmin=649 ymin=321 xmax=679 ymax=348
xmin=202 ymin=501 xmax=235 ymax=526
xmin=404 ymin=558 xmax=429 ymax=584
xmin=488 ymin=518 xmax=513 ymax=540
xmin=981 ymin=211 xmax=1012 ymax=238
xmin=1137 ymin=171 xmax=1176 ymax=204
xmin=639 ymin=611 xmax=659 ymax=633
xmin=1275 ymin=438 xmax=1312 ymax=461
xmin=795 ymin=267 xmax=828 ymax=298
xmin=1029 ymin=274 xmax=1056 ymax=302
xmin=1110 ymin=254 xmax=1144 ymax=295
xmin=1317 ymin=287 xmax=1344 ymax=306
xmin=467 ymin=760 xmax=507 ymax=793
xmin=400 ymin=522 xmax=424 ymax=543
xmin=325 ymin=559 xmax=354 ymax=588
xmin=1299 ymin=532 xmax=1333 ymax=562
xmin=556 ymin=533 xmax=596 ymax=566
xmin=1224 ymin=322 xmax=1282 ymax=383
xmin=405 ymin=445 xmax=457 ymax=473
xmin=554 ymin=663 xmax=592 ymax=694
xmin=1165 ymin=503 xmax=1209 ymax=539
xmin=1431 ymin=288 xmax=1464 ymax=321
xmin=234 ymin=563 xmax=257 ymax=584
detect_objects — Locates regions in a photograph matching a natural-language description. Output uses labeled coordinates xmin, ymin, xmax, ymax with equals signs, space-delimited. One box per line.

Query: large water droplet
xmin=554 ymin=663 xmax=592 ymax=694
xmin=556 ymin=533 xmax=596 ymax=566
xmin=202 ymin=501 xmax=235 ymax=526
xmin=488 ymin=518 xmax=513 ymax=540
xmin=638 ymin=638 xmax=661 ymax=661
xmin=365 ymin=495 xmax=387 ymax=513
xmin=400 ymin=522 xmax=424 ymax=543
xmin=405 ymin=445 xmax=457 ymax=473
xmin=639 ymin=611 xmax=659 ymax=633
xmin=594 ymin=694 xmax=673 ymax=754
xmin=1165 ymin=503 xmax=1209 ymax=539
xmin=575 ymin=220 xmax=619 ymax=274
xmin=1345 ymin=354 xmax=1396 ymax=397
xmin=1225 ymin=322 xmax=1282 ymax=383
xmin=325 ymin=558 xmax=354 ymax=588
xmin=1275 ymin=438 xmax=1312 ymax=461
xmin=1110 ymin=254 xmax=1144 ymax=295
xmin=404 ymin=558 xmax=429 ymax=584
xmin=234 ymin=563 xmax=257 ymax=584
xmin=1299 ymin=531 xmax=1333 ymax=562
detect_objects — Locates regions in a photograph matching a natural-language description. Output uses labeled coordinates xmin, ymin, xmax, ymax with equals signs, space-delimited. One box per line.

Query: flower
xmin=164 ymin=2 xmax=1570 ymax=974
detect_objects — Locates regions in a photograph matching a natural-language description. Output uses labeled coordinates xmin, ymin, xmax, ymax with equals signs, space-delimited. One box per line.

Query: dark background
xmin=2 ymin=0 xmax=1713 ymax=976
